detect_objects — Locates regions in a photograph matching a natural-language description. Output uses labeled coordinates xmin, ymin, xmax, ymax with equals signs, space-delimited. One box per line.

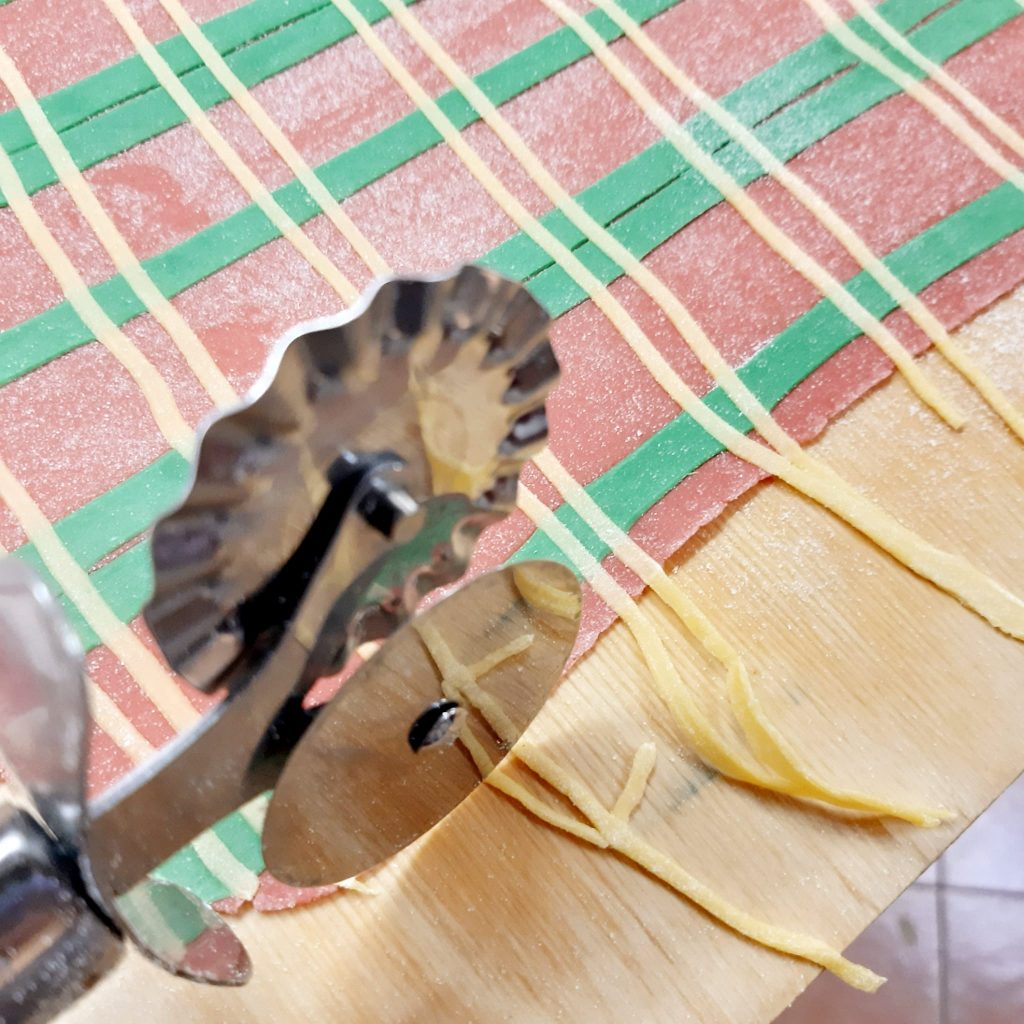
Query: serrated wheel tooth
xmin=144 ymin=265 xmax=558 ymax=695
xmin=502 ymin=340 xmax=559 ymax=404
xmin=481 ymin=286 xmax=551 ymax=367
xmin=443 ymin=264 xmax=508 ymax=343
xmin=501 ymin=405 xmax=549 ymax=455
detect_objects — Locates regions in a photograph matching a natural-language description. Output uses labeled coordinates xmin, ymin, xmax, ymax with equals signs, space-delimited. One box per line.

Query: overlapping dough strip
xmin=532 ymin=448 xmax=946 ymax=825
xmin=416 ymin=595 xmax=884 ymax=991
xmin=0 ymin=45 xmax=238 ymax=410
xmin=150 ymin=0 xmax=389 ymax=279
xmin=336 ymin=0 xmax=1024 ymax=638
xmin=98 ymin=0 xmax=364 ymax=305
xmin=577 ymin=0 xmax=1024 ymax=443
xmin=802 ymin=0 xmax=1024 ymax=196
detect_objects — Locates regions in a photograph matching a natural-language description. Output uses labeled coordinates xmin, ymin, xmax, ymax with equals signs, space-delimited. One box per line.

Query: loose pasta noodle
xmin=416 ymin=622 xmax=883 ymax=991
xmin=533 ymin=448 xmax=947 ymax=826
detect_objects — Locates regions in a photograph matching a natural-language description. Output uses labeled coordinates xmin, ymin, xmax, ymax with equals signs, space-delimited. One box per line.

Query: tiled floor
xmin=776 ymin=774 xmax=1024 ymax=1023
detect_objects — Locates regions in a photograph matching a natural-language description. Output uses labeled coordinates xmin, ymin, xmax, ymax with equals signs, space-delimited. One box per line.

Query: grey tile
xmin=775 ymin=885 xmax=940 ymax=1024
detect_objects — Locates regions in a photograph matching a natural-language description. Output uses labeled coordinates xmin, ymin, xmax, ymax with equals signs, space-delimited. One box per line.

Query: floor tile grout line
xmin=937 ymin=855 xmax=950 ymax=1024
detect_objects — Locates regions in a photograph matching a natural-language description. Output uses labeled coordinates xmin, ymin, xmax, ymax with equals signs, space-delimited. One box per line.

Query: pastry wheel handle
xmin=0 ymin=804 xmax=123 ymax=1024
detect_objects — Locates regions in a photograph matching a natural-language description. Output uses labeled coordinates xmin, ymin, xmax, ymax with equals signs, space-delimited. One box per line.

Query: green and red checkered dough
xmin=1 ymin=0 xmax=1022 ymax=907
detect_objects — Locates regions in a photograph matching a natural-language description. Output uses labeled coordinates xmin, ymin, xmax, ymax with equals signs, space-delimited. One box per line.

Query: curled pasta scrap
xmin=415 ymin=621 xmax=883 ymax=992
xmin=524 ymin=473 xmax=946 ymax=831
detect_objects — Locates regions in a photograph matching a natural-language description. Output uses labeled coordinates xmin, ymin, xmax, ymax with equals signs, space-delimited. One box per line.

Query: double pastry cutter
xmin=0 ymin=265 xmax=581 ymax=1022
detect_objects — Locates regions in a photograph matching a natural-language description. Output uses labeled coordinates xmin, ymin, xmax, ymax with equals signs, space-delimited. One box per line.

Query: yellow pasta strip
xmin=151 ymin=0 xmax=390 ymax=279
xmin=0 ymin=45 xmax=238 ymax=410
xmin=381 ymin=0 xmax=963 ymax=431
xmin=802 ymin=0 xmax=1024 ymax=194
xmin=586 ymin=0 xmax=1024 ymax=443
xmin=99 ymin=0 xmax=362 ymax=305
xmin=0 ymin=459 xmax=199 ymax=731
xmin=336 ymin=0 xmax=1024 ymax=639
xmin=87 ymin=674 xmax=156 ymax=765
xmin=468 ymin=633 xmax=535 ymax=678
xmin=415 ymin=622 xmax=607 ymax=844
xmin=417 ymin=619 xmax=880 ymax=988
xmin=191 ymin=829 xmax=261 ymax=901
xmin=515 ymin=484 xmax=796 ymax=788
xmin=849 ymin=0 xmax=1024 ymax=164
xmin=534 ymin=448 xmax=947 ymax=827
xmin=0 ymin=140 xmax=192 ymax=454
xmin=610 ymin=741 xmax=657 ymax=820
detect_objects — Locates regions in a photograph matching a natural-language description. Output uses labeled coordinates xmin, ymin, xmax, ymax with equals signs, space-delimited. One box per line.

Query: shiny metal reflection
xmin=262 ymin=561 xmax=580 ymax=887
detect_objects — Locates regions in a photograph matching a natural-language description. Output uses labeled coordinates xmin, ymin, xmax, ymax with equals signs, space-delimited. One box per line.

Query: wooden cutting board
xmin=65 ymin=287 xmax=1024 ymax=1023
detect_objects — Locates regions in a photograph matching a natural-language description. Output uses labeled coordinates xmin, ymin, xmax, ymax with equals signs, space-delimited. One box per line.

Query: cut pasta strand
xmin=847 ymin=0 xmax=1024 ymax=164
xmin=0 ymin=140 xmax=193 ymax=454
xmin=151 ymin=0 xmax=390 ymax=278
xmin=533 ymin=448 xmax=948 ymax=826
xmin=801 ymin=0 xmax=1024 ymax=195
xmin=415 ymin=620 xmax=881 ymax=990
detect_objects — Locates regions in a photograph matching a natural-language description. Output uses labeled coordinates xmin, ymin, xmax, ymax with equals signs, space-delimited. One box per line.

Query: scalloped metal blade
xmin=262 ymin=561 xmax=581 ymax=888
xmin=0 ymin=558 xmax=87 ymax=848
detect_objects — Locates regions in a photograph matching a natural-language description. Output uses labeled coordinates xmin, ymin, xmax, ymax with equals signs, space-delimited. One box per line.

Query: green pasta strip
xmin=0 ymin=0 xmax=418 ymax=192
xmin=0 ymin=0 xmax=679 ymax=206
xmin=1 ymin=0 xmax=977 ymax=386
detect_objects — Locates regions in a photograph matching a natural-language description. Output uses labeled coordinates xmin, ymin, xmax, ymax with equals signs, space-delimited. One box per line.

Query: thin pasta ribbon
xmin=532 ymin=448 xmax=947 ymax=826
xmin=415 ymin=620 xmax=883 ymax=991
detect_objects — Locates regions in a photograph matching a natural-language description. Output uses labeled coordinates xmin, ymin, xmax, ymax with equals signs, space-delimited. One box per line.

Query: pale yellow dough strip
xmin=586 ymin=0 xmax=1024 ymax=443
xmin=802 ymin=0 xmax=1024 ymax=195
xmin=0 ymin=140 xmax=192 ymax=454
xmin=0 ymin=44 xmax=238 ymax=409
xmin=381 ymin=0 xmax=963 ymax=430
xmin=151 ymin=0 xmax=390 ymax=278
xmin=99 ymin=0 xmax=362 ymax=305
xmin=533 ymin=448 xmax=947 ymax=826
xmin=336 ymin=0 xmax=1024 ymax=639
xmin=515 ymin=485 xmax=796 ymax=789
xmin=417 ymin=624 xmax=881 ymax=991
xmin=0 ymin=459 xmax=199 ymax=731
xmin=87 ymin=675 xmax=156 ymax=765
xmin=849 ymin=0 xmax=1024 ymax=164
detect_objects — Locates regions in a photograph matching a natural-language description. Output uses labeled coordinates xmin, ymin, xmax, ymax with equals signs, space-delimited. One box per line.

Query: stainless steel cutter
xmin=0 ymin=266 xmax=581 ymax=1022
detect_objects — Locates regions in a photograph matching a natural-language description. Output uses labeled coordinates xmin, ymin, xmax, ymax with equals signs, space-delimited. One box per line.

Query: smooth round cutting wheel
xmin=261 ymin=560 xmax=581 ymax=887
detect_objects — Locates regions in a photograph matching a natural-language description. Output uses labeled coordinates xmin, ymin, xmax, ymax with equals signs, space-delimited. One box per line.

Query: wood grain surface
xmin=65 ymin=287 xmax=1024 ymax=1023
